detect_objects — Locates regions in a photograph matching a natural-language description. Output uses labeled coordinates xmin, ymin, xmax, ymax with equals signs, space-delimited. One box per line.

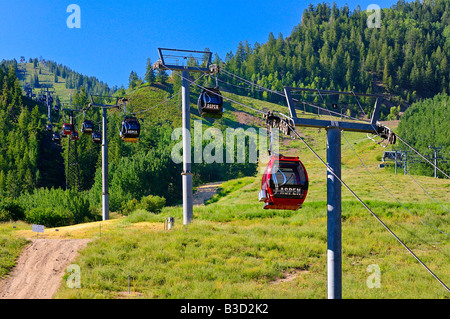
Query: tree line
xmin=0 ymin=65 xmax=42 ymax=197
xmin=220 ymin=0 xmax=450 ymax=117
xmin=25 ymin=58 xmax=115 ymax=97
xmin=397 ymin=93 xmax=449 ymax=177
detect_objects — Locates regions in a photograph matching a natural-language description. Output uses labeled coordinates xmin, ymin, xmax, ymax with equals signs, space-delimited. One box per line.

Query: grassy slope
xmin=3 ymin=88 xmax=450 ymax=299
xmin=17 ymin=62 xmax=74 ymax=105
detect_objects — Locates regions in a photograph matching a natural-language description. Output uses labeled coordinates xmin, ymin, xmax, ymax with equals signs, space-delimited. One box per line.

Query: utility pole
xmin=283 ymin=87 xmax=395 ymax=299
xmin=101 ymin=106 xmax=109 ymax=221
xmin=153 ymin=48 xmax=217 ymax=226
xmin=404 ymin=150 xmax=408 ymax=175
xmin=181 ymin=70 xmax=193 ymax=225
xmin=62 ymin=108 xmax=81 ymax=191
xmin=429 ymin=145 xmax=442 ymax=178
xmin=88 ymin=95 xmax=123 ymax=221
xmin=326 ymin=127 xmax=342 ymax=299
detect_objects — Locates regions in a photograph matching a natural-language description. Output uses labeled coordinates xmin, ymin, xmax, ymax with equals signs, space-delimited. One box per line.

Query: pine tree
xmin=129 ymin=71 xmax=139 ymax=89
xmin=32 ymin=71 xmax=39 ymax=88
xmin=156 ymin=69 xmax=168 ymax=84
xmin=145 ymin=58 xmax=155 ymax=84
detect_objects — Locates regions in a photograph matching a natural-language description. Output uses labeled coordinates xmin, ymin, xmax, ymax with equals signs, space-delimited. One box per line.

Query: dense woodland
xmin=397 ymin=93 xmax=450 ymax=177
xmin=221 ymin=0 xmax=450 ymax=114
xmin=0 ymin=66 xmax=41 ymax=197
xmin=0 ymin=0 xmax=448 ymax=226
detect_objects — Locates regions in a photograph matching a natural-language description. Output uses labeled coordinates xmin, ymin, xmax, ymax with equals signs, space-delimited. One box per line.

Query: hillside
xmin=14 ymin=59 xmax=113 ymax=105
xmin=0 ymin=0 xmax=448 ymax=301
xmin=222 ymin=0 xmax=450 ymax=115
xmin=2 ymin=89 xmax=449 ymax=299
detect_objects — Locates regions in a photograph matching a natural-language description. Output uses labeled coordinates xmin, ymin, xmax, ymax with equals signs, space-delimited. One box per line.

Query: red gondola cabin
xmin=63 ymin=123 xmax=73 ymax=135
xmin=259 ymin=155 xmax=308 ymax=210
xmin=71 ymin=131 xmax=79 ymax=141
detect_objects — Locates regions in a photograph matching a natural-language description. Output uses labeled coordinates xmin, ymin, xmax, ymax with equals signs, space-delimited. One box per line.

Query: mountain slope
xmin=15 ymin=59 xmax=113 ymax=105
xmin=222 ymin=0 xmax=450 ymax=114
xmin=47 ymin=114 xmax=450 ymax=299
xmin=2 ymin=70 xmax=449 ymax=298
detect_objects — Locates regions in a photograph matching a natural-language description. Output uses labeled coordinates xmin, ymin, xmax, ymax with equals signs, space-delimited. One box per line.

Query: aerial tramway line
xmin=167 ymin=60 xmax=449 ymax=296
xmin=32 ymin=47 xmax=447 ymax=296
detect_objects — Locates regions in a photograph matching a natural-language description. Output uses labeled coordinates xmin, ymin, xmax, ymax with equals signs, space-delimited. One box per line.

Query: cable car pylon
xmin=152 ymin=48 xmax=220 ymax=226
xmin=61 ymin=106 xmax=82 ymax=191
xmin=265 ymin=87 xmax=396 ymax=299
xmin=88 ymin=95 xmax=126 ymax=221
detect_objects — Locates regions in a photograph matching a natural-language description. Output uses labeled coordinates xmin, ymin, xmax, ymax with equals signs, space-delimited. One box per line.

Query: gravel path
xmin=0 ymin=238 xmax=91 ymax=299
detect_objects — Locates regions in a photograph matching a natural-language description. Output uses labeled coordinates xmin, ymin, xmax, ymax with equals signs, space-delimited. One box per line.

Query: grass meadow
xmin=1 ymin=93 xmax=449 ymax=299
xmin=51 ymin=141 xmax=449 ymax=299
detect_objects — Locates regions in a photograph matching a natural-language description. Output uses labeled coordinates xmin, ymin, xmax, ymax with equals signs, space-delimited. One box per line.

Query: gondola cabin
xmin=71 ymin=131 xmax=79 ymax=141
xmin=120 ymin=116 xmax=140 ymax=143
xmin=63 ymin=123 xmax=73 ymax=135
xmin=92 ymin=131 xmax=101 ymax=144
xmin=259 ymin=155 xmax=308 ymax=210
xmin=81 ymin=120 xmax=94 ymax=134
xmin=197 ymin=87 xmax=223 ymax=119
xmin=52 ymin=132 xmax=60 ymax=142
xmin=46 ymin=123 xmax=53 ymax=132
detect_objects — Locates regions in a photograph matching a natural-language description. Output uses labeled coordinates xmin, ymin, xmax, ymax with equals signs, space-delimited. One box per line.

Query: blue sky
xmin=0 ymin=0 xmax=400 ymax=88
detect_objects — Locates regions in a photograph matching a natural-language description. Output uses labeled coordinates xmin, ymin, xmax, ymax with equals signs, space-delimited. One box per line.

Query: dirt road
xmin=0 ymin=182 xmax=220 ymax=299
xmin=193 ymin=181 xmax=223 ymax=205
xmin=0 ymin=238 xmax=91 ymax=299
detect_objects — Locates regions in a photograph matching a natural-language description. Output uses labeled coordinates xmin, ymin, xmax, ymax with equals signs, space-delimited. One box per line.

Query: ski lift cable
xmin=168 ymin=63 xmax=450 ymax=218
xmin=341 ymin=132 xmax=450 ymax=236
xmin=352 ymin=91 xmax=449 ymax=178
xmin=404 ymin=170 xmax=450 ymax=213
xmin=221 ymin=68 xmax=375 ymax=123
xmin=310 ymin=85 xmax=450 ymax=237
xmin=221 ymin=69 xmax=449 ymax=179
xmin=130 ymin=73 xmax=207 ymax=116
xmin=396 ymin=135 xmax=450 ymax=179
xmin=170 ymin=64 xmax=449 ymax=292
xmin=349 ymin=92 xmax=450 ymax=212
xmin=195 ymin=65 xmax=360 ymax=121
xmin=182 ymin=67 xmax=450 ymax=237
xmin=222 ymin=69 xmax=342 ymax=98
xmin=282 ymin=80 xmax=450 ymax=287
xmin=293 ymin=79 xmax=450 ymax=237
xmin=170 ymin=68 xmax=265 ymax=116
xmin=285 ymin=121 xmax=450 ymax=293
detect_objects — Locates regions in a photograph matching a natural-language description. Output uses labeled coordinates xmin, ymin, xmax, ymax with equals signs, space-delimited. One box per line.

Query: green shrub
xmin=139 ymin=195 xmax=166 ymax=213
xmin=120 ymin=198 xmax=140 ymax=216
xmin=124 ymin=209 xmax=162 ymax=223
xmin=25 ymin=207 xmax=73 ymax=227
xmin=0 ymin=198 xmax=25 ymax=222
xmin=19 ymin=188 xmax=100 ymax=227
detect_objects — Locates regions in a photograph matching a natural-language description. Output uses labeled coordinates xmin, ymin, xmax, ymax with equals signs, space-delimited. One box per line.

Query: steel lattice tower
xmin=65 ymin=114 xmax=80 ymax=191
